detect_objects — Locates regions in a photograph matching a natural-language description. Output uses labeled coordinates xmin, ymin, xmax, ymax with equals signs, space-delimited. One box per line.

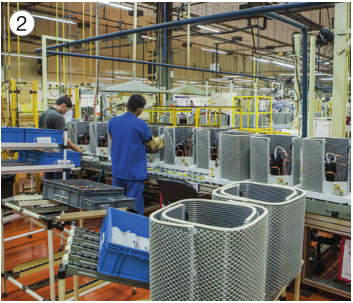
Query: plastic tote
xmin=1 ymin=127 xmax=26 ymax=143
xmin=98 ymin=208 xmax=150 ymax=283
xmin=18 ymin=150 xmax=81 ymax=166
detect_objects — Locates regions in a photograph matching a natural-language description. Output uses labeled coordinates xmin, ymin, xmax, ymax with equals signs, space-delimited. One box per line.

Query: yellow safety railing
xmin=233 ymin=96 xmax=275 ymax=133
xmin=144 ymin=106 xmax=243 ymax=130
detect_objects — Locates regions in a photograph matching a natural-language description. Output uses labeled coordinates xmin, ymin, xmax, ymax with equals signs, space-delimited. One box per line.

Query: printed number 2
xmin=17 ymin=16 xmax=26 ymax=31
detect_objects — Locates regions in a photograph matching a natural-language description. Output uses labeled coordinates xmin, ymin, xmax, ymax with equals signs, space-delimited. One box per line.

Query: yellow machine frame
xmin=231 ymin=95 xmax=287 ymax=134
xmin=144 ymin=106 xmax=243 ymax=129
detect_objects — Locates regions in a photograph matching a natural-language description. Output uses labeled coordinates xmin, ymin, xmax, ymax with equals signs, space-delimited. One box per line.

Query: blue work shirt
xmin=108 ymin=112 xmax=152 ymax=180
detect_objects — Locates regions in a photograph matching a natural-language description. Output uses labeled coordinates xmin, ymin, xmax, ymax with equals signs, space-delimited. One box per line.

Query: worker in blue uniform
xmin=108 ymin=94 xmax=163 ymax=215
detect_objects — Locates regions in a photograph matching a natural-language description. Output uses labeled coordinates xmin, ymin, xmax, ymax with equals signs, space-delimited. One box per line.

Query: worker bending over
xmin=108 ymin=94 xmax=163 ymax=215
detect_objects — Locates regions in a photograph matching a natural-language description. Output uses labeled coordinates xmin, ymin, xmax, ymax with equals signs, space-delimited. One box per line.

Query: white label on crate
xmin=100 ymin=233 xmax=105 ymax=250
xmin=188 ymin=181 xmax=200 ymax=192
xmin=36 ymin=137 xmax=52 ymax=143
xmin=60 ymin=190 xmax=66 ymax=195
xmin=99 ymin=204 xmax=110 ymax=209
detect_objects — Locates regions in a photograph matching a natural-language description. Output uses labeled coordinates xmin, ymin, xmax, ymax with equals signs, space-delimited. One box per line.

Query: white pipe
xmin=3 ymin=203 xmax=41 ymax=220
xmin=48 ymin=229 xmax=56 ymax=301
xmin=308 ymin=35 xmax=316 ymax=138
xmin=67 ymin=282 xmax=111 ymax=301
xmin=42 ymin=36 xmax=48 ymax=111
xmin=58 ymin=278 xmax=66 ymax=301
xmin=7 ymin=277 xmax=44 ymax=301
xmin=187 ymin=2 xmax=190 ymax=83
xmin=206 ymin=80 xmax=209 ymax=124
xmin=4 ymin=229 xmax=45 ymax=242
xmin=74 ymin=275 xmax=79 ymax=301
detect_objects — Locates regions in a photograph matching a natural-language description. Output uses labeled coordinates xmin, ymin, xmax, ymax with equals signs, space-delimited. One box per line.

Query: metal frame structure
xmin=35 ymin=2 xmax=336 ymax=138
xmin=145 ymin=106 xmax=242 ymax=128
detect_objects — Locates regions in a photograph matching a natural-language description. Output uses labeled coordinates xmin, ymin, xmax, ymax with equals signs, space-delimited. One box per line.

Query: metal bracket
xmin=336 ymin=29 xmax=351 ymax=35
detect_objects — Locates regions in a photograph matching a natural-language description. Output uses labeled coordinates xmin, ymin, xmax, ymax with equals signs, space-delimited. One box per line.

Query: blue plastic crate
xmin=20 ymin=151 xmax=81 ymax=166
xmin=1 ymin=127 xmax=26 ymax=143
xmin=24 ymin=128 xmax=64 ymax=144
xmin=98 ymin=208 xmax=150 ymax=283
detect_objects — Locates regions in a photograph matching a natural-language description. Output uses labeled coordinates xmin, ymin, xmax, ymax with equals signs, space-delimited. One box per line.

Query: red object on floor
xmin=160 ymin=194 xmax=163 ymax=208
xmin=346 ymin=116 xmax=351 ymax=125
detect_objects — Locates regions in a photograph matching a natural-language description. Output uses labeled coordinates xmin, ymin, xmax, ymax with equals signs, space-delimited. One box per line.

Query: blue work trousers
xmin=113 ymin=178 xmax=145 ymax=215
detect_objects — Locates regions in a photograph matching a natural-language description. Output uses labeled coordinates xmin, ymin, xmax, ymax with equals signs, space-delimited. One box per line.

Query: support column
xmin=331 ymin=2 xmax=350 ymax=138
xmin=308 ymin=35 xmax=317 ymax=137
xmin=291 ymin=34 xmax=302 ymax=131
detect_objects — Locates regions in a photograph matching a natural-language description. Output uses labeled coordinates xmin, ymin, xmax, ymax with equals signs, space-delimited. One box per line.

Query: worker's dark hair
xmin=56 ymin=96 xmax=72 ymax=109
xmin=127 ymin=94 xmax=146 ymax=112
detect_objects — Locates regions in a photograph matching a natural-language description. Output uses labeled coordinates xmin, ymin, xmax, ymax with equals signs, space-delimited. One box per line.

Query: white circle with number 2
xmin=10 ymin=11 xmax=35 ymax=36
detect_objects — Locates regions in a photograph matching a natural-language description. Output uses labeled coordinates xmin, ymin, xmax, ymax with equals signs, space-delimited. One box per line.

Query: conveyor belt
xmin=60 ymin=225 xmax=150 ymax=290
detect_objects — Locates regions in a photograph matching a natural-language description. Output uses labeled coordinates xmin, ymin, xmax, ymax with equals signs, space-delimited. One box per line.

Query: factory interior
xmin=0 ymin=1 xmax=352 ymax=301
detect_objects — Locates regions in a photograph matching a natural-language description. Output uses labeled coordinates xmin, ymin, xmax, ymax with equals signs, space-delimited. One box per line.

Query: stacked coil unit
xmin=89 ymin=122 xmax=111 ymax=157
xmin=273 ymin=112 xmax=294 ymax=125
xmin=195 ymin=128 xmax=229 ymax=169
xmin=146 ymin=126 xmax=165 ymax=163
xmin=212 ymin=182 xmax=306 ymax=292
xmin=302 ymin=137 xmax=351 ymax=196
xmin=250 ymin=134 xmax=301 ymax=186
xmin=68 ymin=121 xmax=92 ymax=154
xmin=150 ymin=199 xmax=269 ymax=301
xmin=218 ymin=132 xmax=252 ymax=181
xmin=163 ymin=127 xmax=197 ymax=167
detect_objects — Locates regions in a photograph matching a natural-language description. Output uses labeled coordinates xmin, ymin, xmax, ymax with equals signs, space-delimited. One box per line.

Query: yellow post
xmin=255 ymin=97 xmax=259 ymax=131
xmin=239 ymin=108 xmax=242 ymax=132
xmin=195 ymin=108 xmax=199 ymax=127
xmin=75 ymin=87 xmax=80 ymax=119
xmin=218 ymin=109 xmax=221 ymax=128
xmin=10 ymin=79 xmax=17 ymax=127
xmin=270 ymin=96 xmax=273 ymax=132
xmin=15 ymin=175 xmax=20 ymax=195
xmin=32 ymin=81 xmax=38 ymax=128
xmin=173 ymin=108 xmax=177 ymax=126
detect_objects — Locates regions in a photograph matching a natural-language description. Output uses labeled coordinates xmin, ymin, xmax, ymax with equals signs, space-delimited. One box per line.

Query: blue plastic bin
xmin=19 ymin=150 xmax=81 ymax=166
xmin=24 ymin=128 xmax=64 ymax=144
xmin=98 ymin=208 xmax=150 ymax=283
xmin=1 ymin=127 xmax=26 ymax=143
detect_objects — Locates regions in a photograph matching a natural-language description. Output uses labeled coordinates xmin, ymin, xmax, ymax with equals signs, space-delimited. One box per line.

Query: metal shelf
xmin=1 ymin=143 xmax=59 ymax=150
xmin=1 ymin=161 xmax=76 ymax=174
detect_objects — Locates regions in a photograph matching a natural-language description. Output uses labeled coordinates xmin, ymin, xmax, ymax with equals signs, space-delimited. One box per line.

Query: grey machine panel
xmin=89 ymin=122 xmax=110 ymax=157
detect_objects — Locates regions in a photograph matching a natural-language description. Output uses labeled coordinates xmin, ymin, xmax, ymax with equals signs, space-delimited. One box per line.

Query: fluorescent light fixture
xmin=197 ymin=25 xmax=220 ymax=33
xmin=260 ymin=88 xmax=271 ymax=90
xmin=201 ymin=48 xmax=227 ymax=54
xmin=279 ymin=73 xmax=295 ymax=76
xmin=273 ymin=82 xmax=282 ymax=85
xmin=194 ymin=85 xmax=213 ymax=88
xmin=232 ymin=79 xmax=255 ymax=83
xmin=142 ymin=36 xmax=156 ymax=40
xmin=32 ymin=14 xmax=76 ymax=24
xmin=320 ymin=78 xmax=333 ymax=81
xmin=99 ymin=2 xmax=133 ymax=10
xmin=1 ymin=53 xmax=42 ymax=59
xmin=177 ymin=81 xmax=201 ymax=84
xmin=273 ymin=61 xmax=295 ymax=69
xmin=252 ymin=58 xmax=270 ymax=63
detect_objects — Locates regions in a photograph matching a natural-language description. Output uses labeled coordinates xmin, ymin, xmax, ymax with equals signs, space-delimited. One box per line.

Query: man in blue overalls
xmin=108 ymin=94 xmax=163 ymax=215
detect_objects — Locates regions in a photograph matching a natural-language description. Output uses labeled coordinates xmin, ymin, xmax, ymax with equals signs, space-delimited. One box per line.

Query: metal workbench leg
xmin=48 ymin=228 xmax=56 ymax=301
xmin=74 ymin=275 xmax=79 ymax=301
xmin=294 ymin=260 xmax=304 ymax=301
xmin=1 ymin=208 xmax=7 ymax=298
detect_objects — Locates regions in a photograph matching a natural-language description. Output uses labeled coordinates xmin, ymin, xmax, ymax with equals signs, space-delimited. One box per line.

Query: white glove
xmin=159 ymin=133 xmax=164 ymax=140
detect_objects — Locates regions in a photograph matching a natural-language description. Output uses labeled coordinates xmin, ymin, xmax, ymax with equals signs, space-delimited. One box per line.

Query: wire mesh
xmin=150 ymin=199 xmax=269 ymax=301
xmin=212 ymin=182 xmax=306 ymax=292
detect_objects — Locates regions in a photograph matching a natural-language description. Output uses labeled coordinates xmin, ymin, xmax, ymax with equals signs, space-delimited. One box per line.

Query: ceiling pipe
xmin=46 ymin=50 xmax=277 ymax=81
xmin=263 ymin=12 xmax=308 ymax=138
xmin=35 ymin=2 xmax=334 ymax=54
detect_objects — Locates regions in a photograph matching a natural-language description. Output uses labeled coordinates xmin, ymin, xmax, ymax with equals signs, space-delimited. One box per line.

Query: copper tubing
xmin=270 ymin=166 xmax=280 ymax=175
xmin=335 ymin=154 xmax=348 ymax=181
